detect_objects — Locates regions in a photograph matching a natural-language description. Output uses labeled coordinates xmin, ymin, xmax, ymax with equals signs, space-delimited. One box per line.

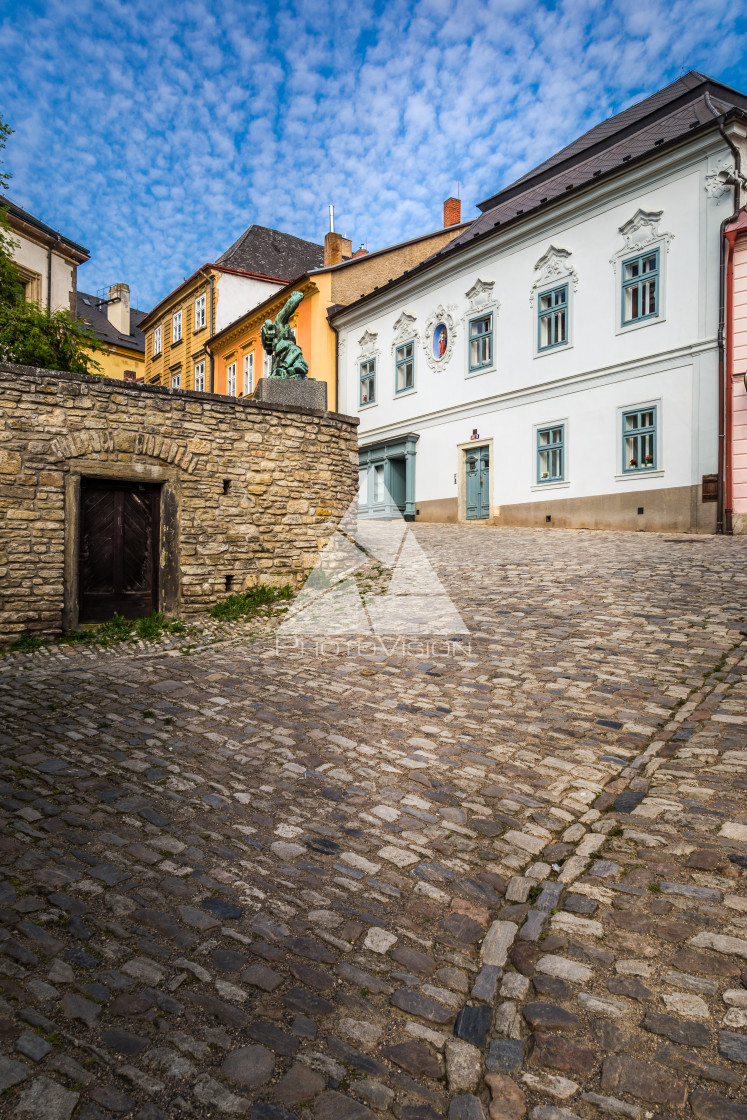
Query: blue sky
xmin=1 ymin=0 xmax=746 ymax=311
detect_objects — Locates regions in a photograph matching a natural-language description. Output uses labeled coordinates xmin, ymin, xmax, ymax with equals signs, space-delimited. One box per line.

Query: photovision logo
xmin=276 ymin=491 xmax=471 ymax=658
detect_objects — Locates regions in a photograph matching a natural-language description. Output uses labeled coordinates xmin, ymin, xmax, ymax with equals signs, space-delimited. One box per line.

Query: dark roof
xmin=329 ymin=72 xmax=747 ymax=324
xmin=217 ymin=224 xmax=323 ymax=277
xmin=444 ymin=71 xmax=747 ymax=253
xmin=0 ymin=193 xmax=89 ymax=260
xmin=76 ymin=291 xmax=146 ymax=354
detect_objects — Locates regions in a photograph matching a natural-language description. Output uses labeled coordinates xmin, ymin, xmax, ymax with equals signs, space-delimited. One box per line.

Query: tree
xmin=0 ymin=113 xmax=103 ymax=375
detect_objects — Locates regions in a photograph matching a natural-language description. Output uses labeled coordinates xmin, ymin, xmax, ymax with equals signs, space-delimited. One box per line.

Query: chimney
xmin=443 ymin=197 xmax=461 ymax=228
xmin=352 ymin=246 xmax=369 ymax=258
xmin=107 ymin=283 xmax=131 ymax=335
xmin=324 ymin=231 xmax=353 ymax=267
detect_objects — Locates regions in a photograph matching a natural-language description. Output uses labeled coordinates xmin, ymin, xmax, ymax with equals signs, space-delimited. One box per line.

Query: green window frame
xmin=360 ymin=358 xmax=376 ymax=406
xmin=538 ymin=284 xmax=568 ymax=350
xmin=468 ymin=313 xmax=493 ymax=372
xmin=623 ymin=406 xmax=656 ymax=472
xmin=395 ymin=341 xmax=415 ymax=393
xmin=537 ymin=424 xmax=564 ymax=483
xmin=621 ymin=248 xmax=659 ymax=325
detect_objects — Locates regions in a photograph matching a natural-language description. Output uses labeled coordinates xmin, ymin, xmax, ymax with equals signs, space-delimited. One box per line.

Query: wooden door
xmin=79 ymin=479 xmax=160 ymax=622
xmin=466 ymin=446 xmax=490 ymax=519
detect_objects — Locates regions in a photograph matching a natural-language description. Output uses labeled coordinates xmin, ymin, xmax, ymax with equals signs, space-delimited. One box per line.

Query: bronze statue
xmin=260 ymin=290 xmax=308 ymax=379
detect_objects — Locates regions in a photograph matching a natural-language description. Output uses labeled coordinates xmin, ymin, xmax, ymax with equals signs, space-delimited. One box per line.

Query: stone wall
xmin=0 ymin=362 xmax=358 ymax=643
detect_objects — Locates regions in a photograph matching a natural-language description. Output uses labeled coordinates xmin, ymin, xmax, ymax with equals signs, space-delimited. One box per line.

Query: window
xmin=153 ymin=326 xmax=162 ymax=356
xmin=537 ymin=425 xmax=564 ymax=482
xmin=194 ymin=360 xmax=205 ymax=392
xmin=622 ymin=249 xmax=659 ymax=325
xmin=395 ymin=342 xmax=414 ymax=393
xmin=262 ymin=349 xmax=272 ymax=377
xmin=195 ymin=294 xmax=206 ymax=330
xmin=360 ymin=358 xmax=376 ymax=405
xmin=468 ymin=313 xmax=493 ymax=372
xmin=358 ymin=468 xmax=368 ymax=506
xmin=373 ymin=464 xmax=385 ymax=503
xmin=226 ymin=361 xmax=237 ymax=396
xmin=623 ymin=407 xmax=656 ymax=472
xmin=172 ymin=310 xmax=182 ymax=343
xmin=538 ymin=284 xmax=568 ymax=350
xmin=243 ymin=351 xmax=254 ymax=395
xmin=171 ymin=372 xmax=181 ymax=389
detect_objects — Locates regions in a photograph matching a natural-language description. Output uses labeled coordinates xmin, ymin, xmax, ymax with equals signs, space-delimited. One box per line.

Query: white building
xmin=1 ymin=194 xmax=89 ymax=313
xmin=332 ymin=73 xmax=747 ymax=533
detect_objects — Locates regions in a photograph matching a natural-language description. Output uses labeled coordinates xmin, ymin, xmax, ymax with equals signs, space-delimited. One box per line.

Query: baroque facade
xmin=332 ymin=72 xmax=747 ymax=533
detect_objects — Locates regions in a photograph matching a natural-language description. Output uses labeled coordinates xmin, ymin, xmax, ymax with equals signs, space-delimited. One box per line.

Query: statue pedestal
xmin=254 ymin=378 xmax=327 ymax=412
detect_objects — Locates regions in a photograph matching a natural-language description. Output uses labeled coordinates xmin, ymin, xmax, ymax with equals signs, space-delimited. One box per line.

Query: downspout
xmin=705 ymin=93 xmax=745 ymax=533
xmin=199 ymin=267 xmax=216 ymax=392
xmin=328 ymin=315 xmax=339 ymax=414
xmin=47 ymin=235 xmax=62 ymax=315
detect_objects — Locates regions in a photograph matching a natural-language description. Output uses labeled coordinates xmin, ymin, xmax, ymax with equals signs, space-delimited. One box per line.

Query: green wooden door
xmin=466 ymin=446 xmax=490 ymax=520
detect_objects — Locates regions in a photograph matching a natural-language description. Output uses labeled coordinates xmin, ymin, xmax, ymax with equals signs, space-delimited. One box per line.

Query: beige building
xmin=1 ymin=193 xmax=89 ymax=311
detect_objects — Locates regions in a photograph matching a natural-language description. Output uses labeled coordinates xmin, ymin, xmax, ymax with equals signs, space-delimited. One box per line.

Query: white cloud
xmin=0 ymin=0 xmax=743 ymax=308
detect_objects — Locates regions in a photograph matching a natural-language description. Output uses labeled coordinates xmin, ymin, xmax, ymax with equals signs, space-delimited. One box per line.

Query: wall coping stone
xmin=0 ymin=362 xmax=359 ymax=428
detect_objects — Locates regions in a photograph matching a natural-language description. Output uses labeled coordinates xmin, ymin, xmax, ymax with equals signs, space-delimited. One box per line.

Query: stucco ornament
xmin=465 ymin=278 xmax=498 ymax=313
xmin=705 ymin=157 xmax=736 ymax=200
xmin=610 ymin=209 xmax=674 ymax=273
xmin=423 ymin=305 xmax=457 ymax=372
xmin=357 ymin=329 xmax=380 ymax=360
xmin=261 ymin=290 xmax=308 ymax=379
xmin=529 ymin=247 xmax=578 ymax=306
xmin=391 ymin=310 xmax=419 ymax=351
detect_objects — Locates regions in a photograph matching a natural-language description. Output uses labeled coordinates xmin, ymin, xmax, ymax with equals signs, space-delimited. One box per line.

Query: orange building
xmin=209 ymin=201 xmax=471 ymax=411
xmin=138 ymin=226 xmax=323 ymax=392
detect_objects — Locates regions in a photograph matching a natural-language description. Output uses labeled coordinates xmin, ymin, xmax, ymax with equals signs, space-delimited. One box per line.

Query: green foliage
xmin=93 ymin=611 xmax=186 ymax=645
xmin=0 ymin=300 xmax=104 ymax=376
xmin=8 ymin=632 xmax=44 ymax=653
xmin=647 ymin=880 xmax=661 ymax=893
xmin=0 ymin=111 xmax=103 ymax=376
xmin=209 ymin=584 xmax=294 ymax=621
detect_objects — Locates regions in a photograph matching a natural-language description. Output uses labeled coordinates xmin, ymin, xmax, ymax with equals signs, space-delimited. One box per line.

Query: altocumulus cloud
xmin=0 ymin=0 xmax=745 ymax=308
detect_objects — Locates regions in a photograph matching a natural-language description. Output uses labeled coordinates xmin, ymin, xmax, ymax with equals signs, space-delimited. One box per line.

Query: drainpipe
xmin=705 ymin=93 xmax=746 ymax=534
xmin=47 ymin=235 xmax=62 ymax=315
xmin=199 ymin=267 xmax=216 ymax=392
xmin=329 ymin=317 xmax=339 ymax=414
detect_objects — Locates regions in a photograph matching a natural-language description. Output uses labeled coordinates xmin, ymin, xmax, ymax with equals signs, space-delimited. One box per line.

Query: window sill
xmin=193 ymin=325 xmax=207 ymax=334
xmin=359 ymin=401 xmax=377 ymax=411
xmin=535 ymin=342 xmax=572 ymax=358
xmin=395 ymin=387 xmax=417 ymax=399
xmin=615 ymin=469 xmax=664 ymax=481
xmin=465 ymin=366 xmax=495 ymax=379
xmin=171 ymin=340 xmax=182 ymax=348
xmin=530 ymin=480 xmax=570 ymax=491
xmin=615 ymin=315 xmax=665 ymax=336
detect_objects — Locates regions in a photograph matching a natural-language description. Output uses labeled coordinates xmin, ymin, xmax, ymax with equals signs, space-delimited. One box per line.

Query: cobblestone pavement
xmin=0 ymin=526 xmax=746 ymax=1120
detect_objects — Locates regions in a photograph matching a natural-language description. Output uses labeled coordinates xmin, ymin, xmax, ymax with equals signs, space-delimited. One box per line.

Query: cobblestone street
xmin=1 ymin=526 xmax=746 ymax=1120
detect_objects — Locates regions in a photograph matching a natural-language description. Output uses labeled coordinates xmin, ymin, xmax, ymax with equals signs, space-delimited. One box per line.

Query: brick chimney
xmin=443 ymin=197 xmax=461 ymax=228
xmin=107 ymin=283 xmax=131 ymax=335
xmin=324 ymin=232 xmax=353 ymax=267
xmin=352 ymin=246 xmax=369 ymax=258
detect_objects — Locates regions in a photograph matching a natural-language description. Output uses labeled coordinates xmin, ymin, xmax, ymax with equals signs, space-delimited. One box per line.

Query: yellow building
xmin=76 ymin=284 xmax=146 ymax=381
xmin=139 ymin=226 xmax=323 ymax=392
xmin=209 ymin=204 xmax=472 ymax=411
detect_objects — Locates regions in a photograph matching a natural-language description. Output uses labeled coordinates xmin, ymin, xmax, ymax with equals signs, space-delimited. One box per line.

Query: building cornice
xmin=355 ymin=337 xmax=717 ymax=442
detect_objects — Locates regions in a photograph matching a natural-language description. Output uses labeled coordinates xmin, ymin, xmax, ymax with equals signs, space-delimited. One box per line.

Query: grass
xmin=8 ymin=633 xmax=44 ymax=653
xmin=648 ymin=881 xmax=662 ymax=893
xmin=209 ymin=584 xmax=293 ymax=621
xmin=6 ymin=611 xmax=188 ymax=655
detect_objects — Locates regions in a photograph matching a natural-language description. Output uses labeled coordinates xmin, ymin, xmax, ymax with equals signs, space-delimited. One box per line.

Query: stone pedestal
xmin=254 ymin=377 xmax=327 ymax=411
